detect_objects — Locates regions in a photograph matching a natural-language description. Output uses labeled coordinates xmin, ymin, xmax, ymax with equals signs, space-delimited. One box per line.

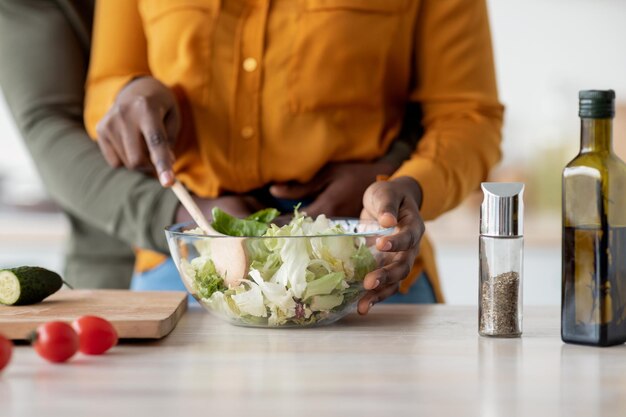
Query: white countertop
xmin=3 ymin=304 xmax=625 ymax=417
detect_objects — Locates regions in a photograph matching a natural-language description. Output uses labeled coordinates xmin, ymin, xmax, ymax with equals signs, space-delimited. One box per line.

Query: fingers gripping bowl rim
xmin=165 ymin=217 xmax=393 ymax=327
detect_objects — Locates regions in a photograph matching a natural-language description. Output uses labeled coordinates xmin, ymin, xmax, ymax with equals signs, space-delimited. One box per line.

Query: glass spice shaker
xmin=479 ymin=182 xmax=524 ymax=338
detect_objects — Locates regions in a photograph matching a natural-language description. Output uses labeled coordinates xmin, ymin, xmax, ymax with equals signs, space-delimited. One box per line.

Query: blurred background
xmin=1 ymin=0 xmax=625 ymax=305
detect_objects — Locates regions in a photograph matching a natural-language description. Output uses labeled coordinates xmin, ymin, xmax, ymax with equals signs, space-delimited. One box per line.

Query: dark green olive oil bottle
xmin=562 ymin=90 xmax=626 ymax=346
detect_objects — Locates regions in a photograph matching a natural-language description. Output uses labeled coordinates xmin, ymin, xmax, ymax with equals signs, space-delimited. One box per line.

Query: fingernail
xmin=379 ymin=240 xmax=392 ymax=251
xmin=160 ymin=171 xmax=174 ymax=186
xmin=373 ymin=279 xmax=380 ymax=289
xmin=383 ymin=212 xmax=397 ymax=222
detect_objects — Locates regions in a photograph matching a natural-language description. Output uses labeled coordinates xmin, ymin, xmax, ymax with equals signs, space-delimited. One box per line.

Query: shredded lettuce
xmin=303 ymin=271 xmax=345 ymax=300
xmin=205 ymin=292 xmax=239 ymax=319
xmin=191 ymin=257 xmax=227 ymax=299
xmin=351 ymin=242 xmax=378 ymax=282
xmin=310 ymin=293 xmax=344 ymax=311
xmin=271 ymin=236 xmax=309 ymax=299
xmin=231 ymin=280 xmax=267 ymax=317
xmin=186 ymin=208 xmax=378 ymax=326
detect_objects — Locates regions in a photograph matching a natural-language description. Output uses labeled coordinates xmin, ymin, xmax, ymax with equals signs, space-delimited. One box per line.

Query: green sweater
xmin=0 ymin=0 xmax=179 ymax=288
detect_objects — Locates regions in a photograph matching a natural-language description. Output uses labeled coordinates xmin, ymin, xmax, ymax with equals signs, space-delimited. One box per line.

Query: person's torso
xmin=138 ymin=0 xmax=418 ymax=196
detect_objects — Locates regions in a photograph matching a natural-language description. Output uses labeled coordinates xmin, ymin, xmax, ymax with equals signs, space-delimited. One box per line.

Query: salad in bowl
xmin=165 ymin=208 xmax=392 ymax=327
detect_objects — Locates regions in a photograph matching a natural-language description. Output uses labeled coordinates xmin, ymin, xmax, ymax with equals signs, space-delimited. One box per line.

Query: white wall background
xmin=491 ymin=0 xmax=626 ymax=165
xmin=435 ymin=0 xmax=626 ymax=305
xmin=0 ymin=95 xmax=46 ymax=203
xmin=1 ymin=0 xmax=625 ymax=304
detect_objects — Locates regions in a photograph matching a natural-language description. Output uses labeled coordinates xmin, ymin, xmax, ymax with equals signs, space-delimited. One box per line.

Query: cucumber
xmin=0 ymin=267 xmax=63 ymax=305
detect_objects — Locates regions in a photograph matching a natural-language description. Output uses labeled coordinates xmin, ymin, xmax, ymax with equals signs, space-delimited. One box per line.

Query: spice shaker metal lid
xmin=480 ymin=182 xmax=524 ymax=237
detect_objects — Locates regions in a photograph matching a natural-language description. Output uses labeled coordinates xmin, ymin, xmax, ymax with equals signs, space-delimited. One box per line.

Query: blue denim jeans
xmin=131 ymin=258 xmax=436 ymax=304
xmin=384 ymin=273 xmax=437 ymax=304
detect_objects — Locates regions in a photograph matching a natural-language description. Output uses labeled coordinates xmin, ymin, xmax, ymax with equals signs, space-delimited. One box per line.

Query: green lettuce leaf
xmin=310 ymin=293 xmax=344 ymax=311
xmin=303 ymin=271 xmax=345 ymax=300
xmin=211 ymin=207 xmax=277 ymax=237
xmin=245 ymin=208 xmax=280 ymax=223
xmin=249 ymin=251 xmax=282 ymax=281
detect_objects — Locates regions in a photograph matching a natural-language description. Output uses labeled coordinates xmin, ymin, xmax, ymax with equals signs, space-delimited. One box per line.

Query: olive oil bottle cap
xmin=480 ymin=182 xmax=524 ymax=237
xmin=579 ymin=90 xmax=615 ymax=118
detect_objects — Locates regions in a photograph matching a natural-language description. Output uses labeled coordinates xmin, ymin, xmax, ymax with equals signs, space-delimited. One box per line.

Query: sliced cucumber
xmin=0 ymin=267 xmax=63 ymax=306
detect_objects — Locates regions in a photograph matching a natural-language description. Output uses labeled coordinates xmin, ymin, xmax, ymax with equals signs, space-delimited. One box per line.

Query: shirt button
xmin=241 ymin=126 xmax=255 ymax=139
xmin=243 ymin=57 xmax=258 ymax=72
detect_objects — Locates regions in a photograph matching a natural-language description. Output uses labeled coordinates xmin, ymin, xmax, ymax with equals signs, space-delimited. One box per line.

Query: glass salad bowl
xmin=165 ymin=214 xmax=392 ymax=327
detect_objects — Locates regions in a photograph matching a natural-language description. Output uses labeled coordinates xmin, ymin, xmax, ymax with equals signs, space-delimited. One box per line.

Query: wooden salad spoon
xmin=171 ymin=181 xmax=248 ymax=287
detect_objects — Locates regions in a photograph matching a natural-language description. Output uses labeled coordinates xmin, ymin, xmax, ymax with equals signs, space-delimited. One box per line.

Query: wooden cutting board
xmin=0 ymin=290 xmax=188 ymax=340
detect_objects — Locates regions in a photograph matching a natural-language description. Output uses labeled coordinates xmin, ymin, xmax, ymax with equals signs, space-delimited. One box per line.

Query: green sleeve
xmin=0 ymin=0 xmax=179 ymax=254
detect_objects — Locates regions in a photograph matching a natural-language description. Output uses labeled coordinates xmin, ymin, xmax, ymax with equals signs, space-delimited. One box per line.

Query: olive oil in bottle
xmin=562 ymin=90 xmax=626 ymax=346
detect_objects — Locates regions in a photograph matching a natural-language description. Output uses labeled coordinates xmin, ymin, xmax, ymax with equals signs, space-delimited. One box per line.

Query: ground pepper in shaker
xmin=479 ymin=182 xmax=524 ymax=338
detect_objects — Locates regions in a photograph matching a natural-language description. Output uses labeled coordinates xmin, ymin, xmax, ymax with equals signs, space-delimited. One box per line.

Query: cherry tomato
xmin=32 ymin=321 xmax=79 ymax=363
xmin=72 ymin=316 xmax=118 ymax=355
xmin=0 ymin=334 xmax=12 ymax=371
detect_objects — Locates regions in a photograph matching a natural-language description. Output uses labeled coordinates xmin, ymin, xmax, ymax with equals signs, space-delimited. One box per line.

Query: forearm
xmin=392 ymin=108 xmax=502 ymax=220
xmin=28 ymin=117 xmax=179 ymax=252
xmin=395 ymin=0 xmax=504 ymax=220
xmin=0 ymin=0 xmax=177 ymax=253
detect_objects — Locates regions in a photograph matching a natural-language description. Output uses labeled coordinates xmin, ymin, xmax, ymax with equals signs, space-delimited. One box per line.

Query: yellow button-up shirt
xmin=85 ymin=0 xmax=504 ymax=301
